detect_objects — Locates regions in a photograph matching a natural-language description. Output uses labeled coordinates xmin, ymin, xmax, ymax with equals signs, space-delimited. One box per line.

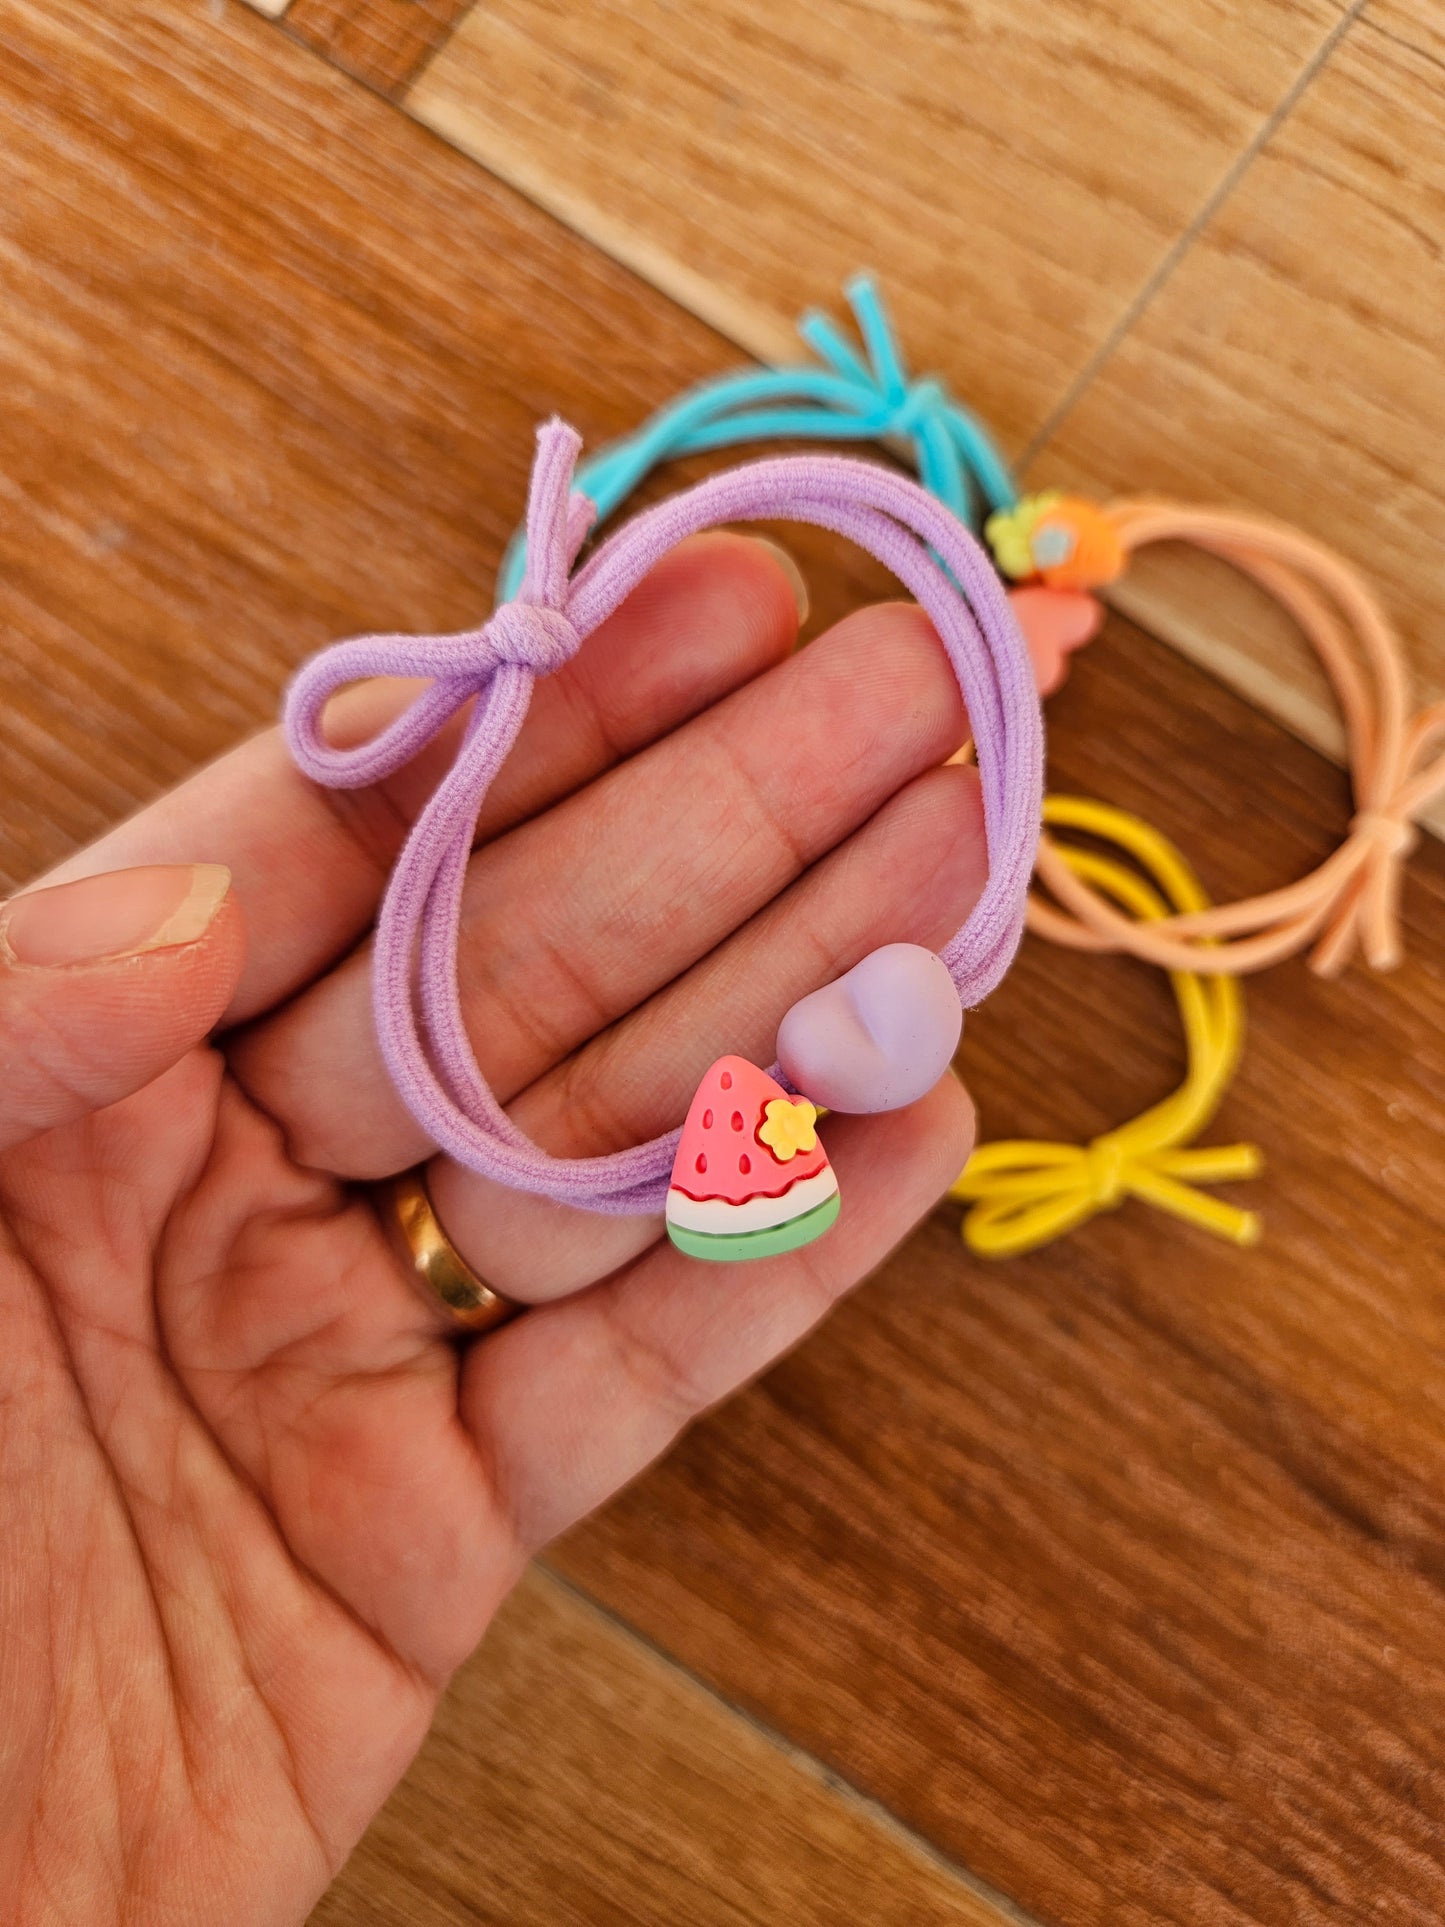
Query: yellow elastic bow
xmin=952 ymin=796 xmax=1263 ymax=1259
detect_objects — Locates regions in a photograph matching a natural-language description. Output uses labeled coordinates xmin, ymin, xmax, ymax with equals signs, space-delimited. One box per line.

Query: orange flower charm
xmin=986 ymin=492 xmax=1126 ymax=592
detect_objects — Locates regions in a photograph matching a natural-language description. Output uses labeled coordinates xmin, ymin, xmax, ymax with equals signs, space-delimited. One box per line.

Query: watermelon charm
xmin=666 ymin=1056 xmax=840 ymax=1263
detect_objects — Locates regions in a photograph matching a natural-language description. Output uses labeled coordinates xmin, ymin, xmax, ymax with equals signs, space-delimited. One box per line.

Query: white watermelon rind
xmin=665 ymin=1191 xmax=840 ymax=1263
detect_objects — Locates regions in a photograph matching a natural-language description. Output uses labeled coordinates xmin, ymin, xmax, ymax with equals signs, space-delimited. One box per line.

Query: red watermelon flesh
xmin=670 ymin=1056 xmax=829 ymax=1205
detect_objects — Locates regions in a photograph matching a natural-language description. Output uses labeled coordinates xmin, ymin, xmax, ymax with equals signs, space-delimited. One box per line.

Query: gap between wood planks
xmin=536 ymin=1563 xmax=1050 ymax=1927
xmin=1019 ymin=0 xmax=1369 ymax=464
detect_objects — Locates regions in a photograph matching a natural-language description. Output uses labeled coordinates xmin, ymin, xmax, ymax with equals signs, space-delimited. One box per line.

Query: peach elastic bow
xmin=995 ymin=498 xmax=1445 ymax=977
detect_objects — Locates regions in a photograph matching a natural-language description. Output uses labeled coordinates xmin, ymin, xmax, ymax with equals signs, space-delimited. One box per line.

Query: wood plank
xmin=407 ymin=0 xmax=1344 ymax=452
xmin=285 ymin=0 xmax=472 ymax=95
xmin=0 ymin=0 xmax=750 ymax=895
xmin=553 ymin=606 xmax=1445 ymax=1927
xmin=311 ymin=1566 xmax=1021 ymax=1925
xmin=1032 ymin=0 xmax=1445 ymax=828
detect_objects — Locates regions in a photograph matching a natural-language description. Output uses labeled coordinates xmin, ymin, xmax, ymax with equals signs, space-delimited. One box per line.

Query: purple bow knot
xmin=483 ymin=601 xmax=580 ymax=677
xmin=286 ymin=419 xmax=593 ymax=791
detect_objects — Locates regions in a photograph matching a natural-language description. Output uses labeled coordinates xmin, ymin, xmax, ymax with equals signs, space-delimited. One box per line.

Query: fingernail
xmin=752 ymin=537 xmax=810 ymax=625
xmin=0 ymin=863 xmax=231 ymax=968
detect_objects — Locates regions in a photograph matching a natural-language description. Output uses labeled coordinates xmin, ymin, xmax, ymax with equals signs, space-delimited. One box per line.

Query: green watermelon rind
xmin=666 ymin=1191 xmax=840 ymax=1263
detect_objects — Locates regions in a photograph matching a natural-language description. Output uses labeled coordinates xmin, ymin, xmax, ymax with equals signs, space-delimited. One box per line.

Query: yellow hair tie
xmin=953 ymin=796 xmax=1263 ymax=1259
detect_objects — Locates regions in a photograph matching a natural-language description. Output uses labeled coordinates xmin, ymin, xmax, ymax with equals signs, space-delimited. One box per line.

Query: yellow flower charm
xmin=757 ymin=1097 xmax=819 ymax=1163
xmin=984 ymin=492 xmax=1062 ymax=581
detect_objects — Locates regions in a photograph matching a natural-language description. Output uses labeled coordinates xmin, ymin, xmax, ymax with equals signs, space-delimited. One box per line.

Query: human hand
xmin=0 ymin=535 xmax=984 ymax=1925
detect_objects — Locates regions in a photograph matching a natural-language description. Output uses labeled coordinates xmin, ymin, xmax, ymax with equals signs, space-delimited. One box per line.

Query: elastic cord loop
xmin=955 ymin=796 xmax=1262 ymax=1258
xmin=286 ymin=421 xmax=1043 ymax=1215
xmin=1026 ymin=504 xmax=1445 ymax=977
xmin=496 ymin=276 xmax=1016 ymax=601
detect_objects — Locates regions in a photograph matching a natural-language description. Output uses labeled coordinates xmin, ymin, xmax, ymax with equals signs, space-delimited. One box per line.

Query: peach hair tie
xmin=986 ymin=495 xmax=1445 ymax=977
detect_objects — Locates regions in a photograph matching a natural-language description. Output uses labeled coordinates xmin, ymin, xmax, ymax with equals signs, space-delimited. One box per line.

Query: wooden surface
xmin=8 ymin=0 xmax=1445 ymax=1922
xmin=409 ymin=0 xmax=1343 ymax=449
xmin=0 ymin=0 xmax=743 ymax=894
xmin=312 ymin=1567 xmax=1016 ymax=1926
xmin=1035 ymin=0 xmax=1445 ymax=818
xmin=285 ymin=0 xmax=471 ymax=95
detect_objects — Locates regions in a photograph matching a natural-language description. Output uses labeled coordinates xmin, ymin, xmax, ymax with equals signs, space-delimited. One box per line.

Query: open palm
xmin=0 ymin=537 xmax=982 ymax=1925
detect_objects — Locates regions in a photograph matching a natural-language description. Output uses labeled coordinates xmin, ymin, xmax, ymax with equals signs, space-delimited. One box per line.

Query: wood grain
xmin=312 ymin=1566 xmax=1020 ymax=1926
xmin=1033 ymin=0 xmax=1445 ymax=826
xmin=0 ymin=0 xmax=747 ymax=895
xmin=553 ymin=605 xmax=1445 ymax=1927
xmin=285 ymin=0 xmax=472 ymax=95
xmin=408 ymin=0 xmax=1343 ymax=455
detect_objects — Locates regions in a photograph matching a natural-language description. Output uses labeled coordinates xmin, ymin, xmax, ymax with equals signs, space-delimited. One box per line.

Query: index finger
xmin=38 ymin=534 xmax=802 ymax=1023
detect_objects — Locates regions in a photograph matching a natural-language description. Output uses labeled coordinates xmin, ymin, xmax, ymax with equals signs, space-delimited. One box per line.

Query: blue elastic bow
xmin=497 ymin=274 xmax=1018 ymax=602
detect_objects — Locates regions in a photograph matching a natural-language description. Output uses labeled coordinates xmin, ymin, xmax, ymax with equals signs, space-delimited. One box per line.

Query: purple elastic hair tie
xmin=284 ymin=420 xmax=1044 ymax=1215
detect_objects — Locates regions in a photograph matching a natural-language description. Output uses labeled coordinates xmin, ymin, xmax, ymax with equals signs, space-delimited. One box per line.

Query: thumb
xmin=0 ymin=864 xmax=244 ymax=1153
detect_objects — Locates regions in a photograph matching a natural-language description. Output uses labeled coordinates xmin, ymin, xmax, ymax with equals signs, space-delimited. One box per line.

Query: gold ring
xmin=375 ymin=1168 xmax=520 ymax=1334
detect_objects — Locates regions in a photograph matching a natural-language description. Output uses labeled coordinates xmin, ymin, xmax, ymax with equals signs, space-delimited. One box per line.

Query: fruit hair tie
xmin=285 ymin=421 xmax=1043 ymax=1260
xmin=954 ymin=797 xmax=1261 ymax=1258
xmin=997 ymin=501 xmax=1445 ymax=977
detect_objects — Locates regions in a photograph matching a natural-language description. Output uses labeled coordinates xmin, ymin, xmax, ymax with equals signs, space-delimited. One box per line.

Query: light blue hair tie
xmin=497 ymin=275 xmax=1019 ymax=602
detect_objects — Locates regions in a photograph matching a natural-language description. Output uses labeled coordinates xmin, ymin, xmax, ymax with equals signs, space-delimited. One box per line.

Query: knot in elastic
xmin=887 ymin=376 xmax=948 ymax=440
xmin=484 ymin=601 xmax=580 ymax=678
xmin=1351 ymin=808 xmax=1418 ymax=865
xmin=1084 ymin=1136 xmax=1129 ymax=1211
